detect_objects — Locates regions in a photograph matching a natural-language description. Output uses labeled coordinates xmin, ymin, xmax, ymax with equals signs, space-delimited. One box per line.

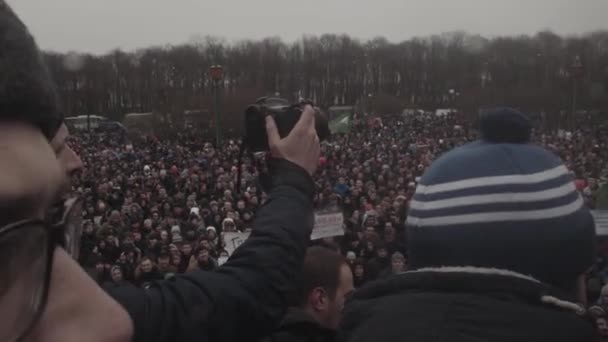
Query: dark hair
xmin=288 ymin=246 xmax=347 ymax=307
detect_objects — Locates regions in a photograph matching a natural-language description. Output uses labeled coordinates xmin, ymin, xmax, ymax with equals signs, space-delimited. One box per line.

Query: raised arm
xmin=109 ymin=106 xmax=320 ymax=342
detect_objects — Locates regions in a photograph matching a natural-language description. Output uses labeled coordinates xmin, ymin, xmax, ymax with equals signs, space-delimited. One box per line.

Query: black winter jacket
xmin=109 ymin=160 xmax=315 ymax=342
xmin=260 ymin=307 xmax=336 ymax=342
xmin=339 ymin=267 xmax=598 ymax=342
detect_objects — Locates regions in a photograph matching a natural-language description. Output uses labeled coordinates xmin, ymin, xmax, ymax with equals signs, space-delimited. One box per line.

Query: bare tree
xmin=43 ymin=31 xmax=608 ymax=130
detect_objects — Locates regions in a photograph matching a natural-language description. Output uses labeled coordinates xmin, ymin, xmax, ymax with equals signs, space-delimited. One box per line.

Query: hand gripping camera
xmin=244 ymin=97 xmax=330 ymax=152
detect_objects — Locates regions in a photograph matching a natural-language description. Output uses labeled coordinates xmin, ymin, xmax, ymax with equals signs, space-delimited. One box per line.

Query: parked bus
xmin=65 ymin=115 xmax=107 ymax=130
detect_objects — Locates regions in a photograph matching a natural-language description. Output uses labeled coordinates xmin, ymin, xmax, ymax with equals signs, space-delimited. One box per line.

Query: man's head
xmin=222 ymin=218 xmax=236 ymax=232
xmin=597 ymin=317 xmax=608 ymax=337
xmin=364 ymin=225 xmax=375 ymax=238
xmin=148 ymin=233 xmax=159 ymax=247
xmin=140 ymin=257 xmax=154 ymax=273
xmin=288 ymin=246 xmax=354 ymax=330
xmin=110 ymin=266 xmax=124 ymax=283
xmin=200 ymin=239 xmax=210 ymax=250
xmin=600 ymin=284 xmax=608 ymax=304
xmin=0 ymin=129 xmax=127 ymax=338
xmin=181 ymin=242 xmax=193 ymax=256
xmin=407 ymin=109 xmax=596 ymax=295
xmin=391 ymin=252 xmax=406 ymax=273
xmin=157 ymin=254 xmax=171 ymax=269
xmin=197 ymin=248 xmax=210 ymax=263
xmin=377 ymin=245 xmax=388 ymax=259
xmin=0 ymin=4 xmax=130 ymax=340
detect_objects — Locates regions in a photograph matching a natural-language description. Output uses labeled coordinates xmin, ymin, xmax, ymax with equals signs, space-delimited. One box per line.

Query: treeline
xmin=43 ymin=31 xmax=608 ymax=124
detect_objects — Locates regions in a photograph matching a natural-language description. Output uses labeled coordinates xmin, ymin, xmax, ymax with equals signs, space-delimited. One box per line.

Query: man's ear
xmin=309 ymin=287 xmax=328 ymax=312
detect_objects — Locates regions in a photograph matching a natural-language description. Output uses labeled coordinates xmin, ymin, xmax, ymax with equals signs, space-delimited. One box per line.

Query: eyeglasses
xmin=0 ymin=197 xmax=82 ymax=342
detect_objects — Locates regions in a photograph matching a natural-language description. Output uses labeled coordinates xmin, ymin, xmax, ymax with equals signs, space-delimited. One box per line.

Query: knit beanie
xmin=407 ymin=108 xmax=596 ymax=291
xmin=0 ymin=2 xmax=62 ymax=139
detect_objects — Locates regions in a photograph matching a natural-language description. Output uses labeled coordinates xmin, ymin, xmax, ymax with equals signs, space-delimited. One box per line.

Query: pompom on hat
xmin=407 ymin=108 xmax=596 ymax=291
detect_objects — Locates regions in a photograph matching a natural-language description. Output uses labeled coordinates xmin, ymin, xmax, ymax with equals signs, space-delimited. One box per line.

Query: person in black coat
xmin=365 ymin=244 xmax=389 ymax=279
xmin=133 ymin=256 xmax=163 ymax=288
xmin=103 ymin=265 xmax=135 ymax=291
xmin=261 ymin=246 xmax=354 ymax=342
xmin=108 ymin=108 xmax=321 ymax=342
xmin=262 ymin=307 xmax=336 ymax=342
xmin=339 ymin=109 xmax=599 ymax=342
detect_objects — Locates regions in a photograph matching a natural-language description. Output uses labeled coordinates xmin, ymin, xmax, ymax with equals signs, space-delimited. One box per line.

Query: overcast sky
xmin=8 ymin=0 xmax=608 ymax=54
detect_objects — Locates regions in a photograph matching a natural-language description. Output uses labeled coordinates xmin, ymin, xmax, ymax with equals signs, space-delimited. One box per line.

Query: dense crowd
xmin=70 ymin=112 xmax=608 ymax=297
xmin=6 ymin=0 xmax=608 ymax=338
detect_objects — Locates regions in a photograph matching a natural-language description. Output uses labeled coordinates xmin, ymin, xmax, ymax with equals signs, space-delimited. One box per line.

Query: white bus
xmin=65 ymin=115 xmax=106 ymax=130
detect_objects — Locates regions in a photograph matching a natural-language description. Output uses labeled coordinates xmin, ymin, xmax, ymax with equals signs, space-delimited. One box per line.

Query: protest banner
xmin=311 ymin=211 xmax=344 ymax=240
xmin=593 ymin=210 xmax=608 ymax=236
xmin=217 ymin=256 xmax=229 ymax=266
xmin=222 ymin=212 xmax=344 ymax=256
xmin=223 ymin=231 xmax=251 ymax=256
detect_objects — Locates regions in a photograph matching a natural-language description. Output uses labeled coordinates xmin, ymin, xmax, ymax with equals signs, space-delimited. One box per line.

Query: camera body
xmin=244 ymin=97 xmax=329 ymax=152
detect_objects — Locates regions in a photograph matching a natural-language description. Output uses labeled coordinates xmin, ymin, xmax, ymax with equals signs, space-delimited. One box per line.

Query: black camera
xmin=244 ymin=97 xmax=330 ymax=152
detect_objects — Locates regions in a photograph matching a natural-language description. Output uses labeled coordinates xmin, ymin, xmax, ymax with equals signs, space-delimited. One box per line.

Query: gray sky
xmin=8 ymin=0 xmax=608 ymax=54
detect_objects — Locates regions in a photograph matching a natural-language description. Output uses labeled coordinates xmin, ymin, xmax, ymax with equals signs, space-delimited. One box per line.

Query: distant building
xmin=183 ymin=109 xmax=211 ymax=128
xmin=122 ymin=112 xmax=156 ymax=133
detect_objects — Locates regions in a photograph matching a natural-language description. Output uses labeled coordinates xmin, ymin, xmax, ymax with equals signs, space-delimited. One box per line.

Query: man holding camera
xmin=0 ymin=2 xmax=321 ymax=341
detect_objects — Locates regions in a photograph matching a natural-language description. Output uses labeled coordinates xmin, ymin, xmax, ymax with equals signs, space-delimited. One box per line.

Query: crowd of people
xmin=69 ymin=111 xmax=607 ymax=293
xmin=5 ymin=1 xmax=608 ymax=339
xmin=65 ymin=108 xmax=608 ymax=339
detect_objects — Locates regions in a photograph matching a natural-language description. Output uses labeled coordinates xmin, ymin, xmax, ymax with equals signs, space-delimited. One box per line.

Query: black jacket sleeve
xmin=109 ymin=160 xmax=315 ymax=342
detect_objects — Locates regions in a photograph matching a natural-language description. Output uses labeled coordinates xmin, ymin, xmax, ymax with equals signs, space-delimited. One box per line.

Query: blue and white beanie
xmin=407 ymin=108 xmax=596 ymax=291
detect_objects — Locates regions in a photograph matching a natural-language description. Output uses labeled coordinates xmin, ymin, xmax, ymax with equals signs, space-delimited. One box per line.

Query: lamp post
xmin=448 ymin=89 xmax=460 ymax=116
xmin=449 ymin=89 xmax=455 ymax=112
xmin=209 ymin=65 xmax=224 ymax=147
xmin=570 ymin=56 xmax=583 ymax=131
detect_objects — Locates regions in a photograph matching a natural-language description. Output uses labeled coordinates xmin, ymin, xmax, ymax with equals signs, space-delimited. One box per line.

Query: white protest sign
xmin=311 ymin=212 xmax=344 ymax=240
xmin=593 ymin=210 xmax=608 ymax=236
xmin=217 ymin=256 xmax=229 ymax=266
xmin=221 ymin=212 xmax=345 ymax=257
xmin=223 ymin=231 xmax=251 ymax=256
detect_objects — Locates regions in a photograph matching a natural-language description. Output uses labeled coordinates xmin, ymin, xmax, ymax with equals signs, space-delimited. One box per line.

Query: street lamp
xmin=448 ymin=89 xmax=459 ymax=114
xmin=570 ymin=56 xmax=583 ymax=130
xmin=209 ymin=65 xmax=223 ymax=147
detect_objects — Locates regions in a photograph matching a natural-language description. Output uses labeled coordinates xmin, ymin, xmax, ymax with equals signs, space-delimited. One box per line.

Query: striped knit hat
xmin=407 ymin=108 xmax=596 ymax=291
